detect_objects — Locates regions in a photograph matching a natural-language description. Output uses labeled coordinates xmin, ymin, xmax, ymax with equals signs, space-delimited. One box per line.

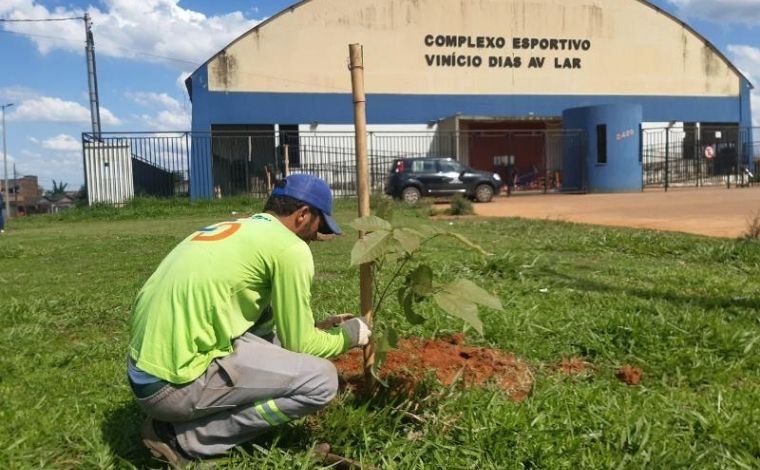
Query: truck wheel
xmin=401 ymin=186 xmax=421 ymax=204
xmin=474 ymin=184 xmax=494 ymax=202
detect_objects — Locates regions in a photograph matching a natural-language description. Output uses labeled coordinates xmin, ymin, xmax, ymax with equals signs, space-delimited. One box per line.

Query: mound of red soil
xmin=332 ymin=334 xmax=533 ymax=401
xmin=555 ymin=357 xmax=589 ymax=376
xmin=616 ymin=365 xmax=643 ymax=385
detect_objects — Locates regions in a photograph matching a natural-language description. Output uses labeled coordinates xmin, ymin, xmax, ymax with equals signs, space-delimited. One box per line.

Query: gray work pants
xmin=134 ymin=332 xmax=339 ymax=457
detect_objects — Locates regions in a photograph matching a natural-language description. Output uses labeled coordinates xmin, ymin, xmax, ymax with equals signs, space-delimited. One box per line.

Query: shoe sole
xmin=142 ymin=419 xmax=186 ymax=468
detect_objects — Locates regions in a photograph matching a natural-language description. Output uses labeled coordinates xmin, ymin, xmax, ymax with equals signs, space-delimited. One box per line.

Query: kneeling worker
xmin=127 ymin=174 xmax=371 ymax=466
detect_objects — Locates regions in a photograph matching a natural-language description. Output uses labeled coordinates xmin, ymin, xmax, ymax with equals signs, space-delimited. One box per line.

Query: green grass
xmin=1 ymin=197 xmax=759 ymax=469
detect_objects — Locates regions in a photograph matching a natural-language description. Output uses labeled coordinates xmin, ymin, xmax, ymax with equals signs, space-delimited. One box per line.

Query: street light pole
xmin=1 ymin=103 xmax=13 ymax=217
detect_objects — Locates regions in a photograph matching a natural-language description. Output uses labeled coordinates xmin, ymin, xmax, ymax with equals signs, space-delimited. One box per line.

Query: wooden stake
xmin=349 ymin=44 xmax=374 ymax=386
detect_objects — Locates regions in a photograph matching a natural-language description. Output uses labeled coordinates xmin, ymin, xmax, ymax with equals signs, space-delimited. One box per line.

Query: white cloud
xmin=126 ymin=91 xmax=190 ymax=130
xmin=18 ymin=149 xmax=83 ymax=190
xmin=41 ymin=134 xmax=81 ymax=152
xmin=0 ymin=86 xmax=38 ymax=103
xmin=139 ymin=110 xmax=190 ymax=130
xmin=126 ymin=91 xmax=181 ymax=110
xmin=667 ymin=0 xmax=760 ymax=25
xmin=727 ymin=45 xmax=760 ymax=126
xmin=9 ymin=96 xmax=121 ymax=125
xmin=728 ymin=45 xmax=760 ymax=83
xmin=176 ymin=71 xmax=192 ymax=94
xmin=0 ymin=0 xmax=261 ymax=68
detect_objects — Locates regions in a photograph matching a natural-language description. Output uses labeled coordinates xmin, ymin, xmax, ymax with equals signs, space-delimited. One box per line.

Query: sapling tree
xmin=349 ymin=215 xmax=503 ymax=381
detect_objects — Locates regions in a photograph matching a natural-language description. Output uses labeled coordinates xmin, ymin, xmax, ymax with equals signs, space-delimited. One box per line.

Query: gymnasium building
xmin=181 ymin=0 xmax=754 ymax=199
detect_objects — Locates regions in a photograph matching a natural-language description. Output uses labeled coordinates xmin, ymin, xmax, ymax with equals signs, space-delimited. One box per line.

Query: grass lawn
xmin=1 ymin=197 xmax=759 ymax=469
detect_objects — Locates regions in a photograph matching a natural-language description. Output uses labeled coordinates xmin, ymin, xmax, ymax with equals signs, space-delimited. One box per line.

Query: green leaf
xmin=382 ymin=245 xmax=407 ymax=262
xmin=387 ymin=328 xmax=399 ymax=349
xmin=396 ymin=286 xmax=406 ymax=307
xmin=407 ymin=265 xmax=433 ymax=296
xmin=376 ymin=327 xmax=399 ymax=352
xmin=372 ymin=328 xmax=400 ymax=385
xmin=433 ymin=291 xmax=483 ymax=334
xmin=402 ymin=227 xmax=424 ymax=237
xmin=393 ymin=228 xmax=422 ymax=254
xmin=446 ymin=232 xmax=492 ymax=256
xmin=348 ymin=215 xmax=393 ymax=233
xmin=402 ymin=292 xmax=426 ymax=325
xmin=418 ymin=224 xmax=442 ymax=236
xmin=371 ymin=355 xmax=389 ymax=387
xmin=372 ymin=196 xmax=394 ymax=222
xmin=444 ymin=279 xmax=503 ymax=310
xmin=350 ymin=230 xmax=392 ymax=265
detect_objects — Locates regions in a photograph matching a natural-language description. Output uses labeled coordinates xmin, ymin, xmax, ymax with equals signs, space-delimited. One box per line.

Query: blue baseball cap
xmin=271 ymin=174 xmax=342 ymax=235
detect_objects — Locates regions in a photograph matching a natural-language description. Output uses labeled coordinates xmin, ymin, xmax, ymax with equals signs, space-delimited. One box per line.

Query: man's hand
xmin=340 ymin=317 xmax=372 ymax=348
xmin=315 ymin=313 xmax=354 ymax=330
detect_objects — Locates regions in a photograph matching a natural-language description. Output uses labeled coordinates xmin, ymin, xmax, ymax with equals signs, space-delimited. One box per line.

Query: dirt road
xmin=473 ymin=186 xmax=760 ymax=238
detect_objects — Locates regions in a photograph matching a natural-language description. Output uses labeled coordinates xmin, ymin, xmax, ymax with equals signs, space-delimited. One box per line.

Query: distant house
xmin=0 ymin=175 xmax=43 ymax=216
xmin=37 ymin=194 xmax=76 ymax=213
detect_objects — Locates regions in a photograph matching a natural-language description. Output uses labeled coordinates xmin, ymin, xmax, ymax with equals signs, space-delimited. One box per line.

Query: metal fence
xmin=642 ymin=126 xmax=759 ymax=190
xmin=82 ymin=129 xmax=586 ymax=203
xmin=83 ymin=132 xmax=191 ymax=204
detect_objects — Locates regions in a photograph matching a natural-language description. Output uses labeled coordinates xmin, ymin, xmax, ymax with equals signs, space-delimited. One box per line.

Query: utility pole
xmin=13 ymin=163 xmax=17 ymax=212
xmin=2 ymin=103 xmax=13 ymax=217
xmin=84 ymin=13 xmax=101 ymax=137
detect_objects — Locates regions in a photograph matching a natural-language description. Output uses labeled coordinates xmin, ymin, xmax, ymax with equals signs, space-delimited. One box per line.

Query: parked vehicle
xmin=385 ymin=157 xmax=503 ymax=203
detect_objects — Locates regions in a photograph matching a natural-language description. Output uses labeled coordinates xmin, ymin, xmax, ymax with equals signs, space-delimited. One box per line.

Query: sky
xmin=0 ymin=0 xmax=759 ymax=191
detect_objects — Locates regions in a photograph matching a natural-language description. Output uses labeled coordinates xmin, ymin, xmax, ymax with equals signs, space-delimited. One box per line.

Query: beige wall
xmin=207 ymin=0 xmax=740 ymax=97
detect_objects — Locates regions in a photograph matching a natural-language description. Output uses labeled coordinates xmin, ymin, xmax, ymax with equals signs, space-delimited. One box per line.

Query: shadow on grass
xmin=101 ymin=401 xmax=154 ymax=468
xmin=102 ymin=400 xmax=324 ymax=467
xmin=536 ymin=267 xmax=760 ymax=311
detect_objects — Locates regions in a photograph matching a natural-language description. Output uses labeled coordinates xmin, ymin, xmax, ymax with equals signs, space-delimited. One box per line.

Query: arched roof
xmin=188 ymin=0 xmax=752 ymax=98
xmin=634 ymin=1 xmax=751 ymax=88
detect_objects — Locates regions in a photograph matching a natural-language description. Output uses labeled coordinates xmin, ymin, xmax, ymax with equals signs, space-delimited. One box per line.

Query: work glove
xmin=315 ymin=313 xmax=354 ymax=330
xmin=340 ymin=317 xmax=372 ymax=348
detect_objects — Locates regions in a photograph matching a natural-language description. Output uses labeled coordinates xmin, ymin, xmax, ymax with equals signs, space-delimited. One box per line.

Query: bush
xmin=743 ymin=210 xmax=760 ymax=239
xmin=446 ymin=194 xmax=474 ymax=215
xmin=370 ymin=192 xmax=394 ymax=220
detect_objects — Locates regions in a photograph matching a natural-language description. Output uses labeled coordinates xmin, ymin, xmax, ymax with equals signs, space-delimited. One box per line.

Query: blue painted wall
xmin=188 ymin=67 xmax=747 ymax=129
xmin=189 ymin=65 xmax=213 ymax=199
xmin=187 ymin=67 xmax=750 ymax=198
xmin=562 ymin=104 xmax=643 ymax=193
xmin=739 ymin=80 xmax=754 ymax=167
xmin=192 ymin=91 xmax=741 ymax=128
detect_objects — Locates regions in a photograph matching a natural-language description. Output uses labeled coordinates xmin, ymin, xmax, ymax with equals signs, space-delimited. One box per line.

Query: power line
xmin=0 ymin=28 xmax=199 ymax=65
xmin=0 ymin=17 xmax=83 ymax=22
xmin=0 ymin=28 xmax=82 ymax=45
xmin=1 ymin=18 xmax=349 ymax=92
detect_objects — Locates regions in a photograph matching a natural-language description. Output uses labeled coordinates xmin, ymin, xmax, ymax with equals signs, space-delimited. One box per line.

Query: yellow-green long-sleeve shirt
xmin=128 ymin=213 xmax=349 ymax=384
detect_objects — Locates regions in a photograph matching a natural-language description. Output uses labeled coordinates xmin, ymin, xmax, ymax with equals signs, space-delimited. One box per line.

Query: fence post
xmin=664 ymin=128 xmax=669 ymax=192
xmin=246 ymin=136 xmax=252 ymax=194
xmin=82 ymin=133 xmax=91 ymax=206
xmin=695 ymin=124 xmax=701 ymax=187
xmin=184 ymin=132 xmax=190 ymax=197
xmin=283 ymin=144 xmax=290 ymax=177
